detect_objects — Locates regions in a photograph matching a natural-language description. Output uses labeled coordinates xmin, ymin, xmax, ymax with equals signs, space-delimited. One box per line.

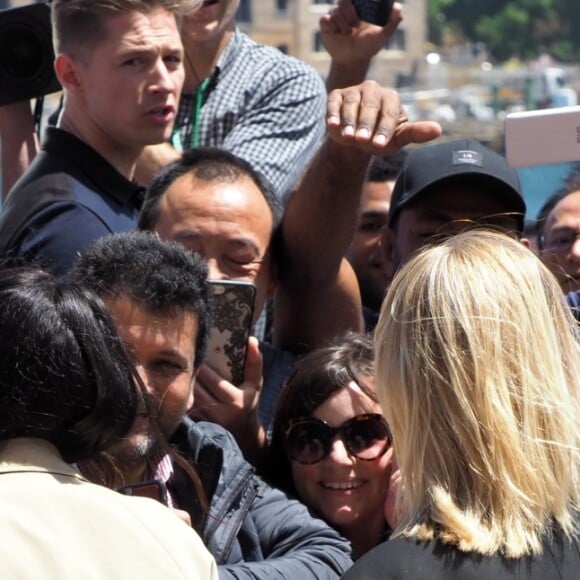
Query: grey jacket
xmin=169 ymin=419 xmax=353 ymax=580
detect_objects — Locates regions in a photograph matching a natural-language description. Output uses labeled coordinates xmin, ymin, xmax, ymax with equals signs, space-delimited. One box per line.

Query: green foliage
xmin=428 ymin=0 xmax=580 ymax=62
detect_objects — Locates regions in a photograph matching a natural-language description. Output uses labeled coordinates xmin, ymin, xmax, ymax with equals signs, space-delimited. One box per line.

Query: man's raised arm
xmin=274 ymin=80 xmax=441 ymax=351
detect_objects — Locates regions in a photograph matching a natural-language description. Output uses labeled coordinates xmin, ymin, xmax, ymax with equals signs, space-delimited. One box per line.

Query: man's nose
xmin=327 ymin=438 xmax=356 ymax=466
xmin=568 ymin=237 xmax=580 ymax=261
xmin=151 ymin=60 xmax=179 ymax=94
xmin=206 ymin=258 xmax=227 ymax=281
xmin=136 ymin=366 xmax=154 ymax=395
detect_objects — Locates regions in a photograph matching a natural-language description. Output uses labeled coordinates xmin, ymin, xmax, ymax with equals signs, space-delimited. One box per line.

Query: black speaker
xmin=0 ymin=2 xmax=60 ymax=106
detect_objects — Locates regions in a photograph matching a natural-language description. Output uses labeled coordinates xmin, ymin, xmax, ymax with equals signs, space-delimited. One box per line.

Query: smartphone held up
xmin=205 ymin=280 xmax=256 ymax=386
xmin=352 ymin=0 xmax=395 ymax=27
xmin=118 ymin=480 xmax=169 ymax=505
xmin=504 ymin=106 xmax=580 ymax=167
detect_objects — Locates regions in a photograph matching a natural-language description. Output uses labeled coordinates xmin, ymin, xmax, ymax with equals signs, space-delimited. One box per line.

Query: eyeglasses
xmin=283 ymin=413 xmax=390 ymax=465
xmin=541 ymin=229 xmax=580 ymax=252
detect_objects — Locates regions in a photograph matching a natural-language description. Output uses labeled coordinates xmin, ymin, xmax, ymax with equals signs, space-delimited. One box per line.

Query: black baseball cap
xmin=389 ymin=139 xmax=526 ymax=234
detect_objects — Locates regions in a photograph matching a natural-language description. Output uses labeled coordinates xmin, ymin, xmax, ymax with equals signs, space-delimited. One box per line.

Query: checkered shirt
xmin=174 ymin=28 xmax=327 ymax=200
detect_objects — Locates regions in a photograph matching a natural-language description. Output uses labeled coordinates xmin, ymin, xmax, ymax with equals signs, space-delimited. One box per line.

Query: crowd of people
xmin=0 ymin=0 xmax=578 ymax=578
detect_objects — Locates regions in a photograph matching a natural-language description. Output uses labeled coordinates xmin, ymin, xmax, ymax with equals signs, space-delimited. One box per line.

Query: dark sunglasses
xmin=283 ymin=413 xmax=390 ymax=465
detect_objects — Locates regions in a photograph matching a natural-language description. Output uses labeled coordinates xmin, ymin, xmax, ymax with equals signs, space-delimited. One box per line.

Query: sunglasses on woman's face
xmin=283 ymin=413 xmax=391 ymax=465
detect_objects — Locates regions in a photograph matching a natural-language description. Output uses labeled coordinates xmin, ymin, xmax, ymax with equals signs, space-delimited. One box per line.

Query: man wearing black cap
xmin=383 ymin=138 xmax=526 ymax=277
xmin=356 ymin=139 xmax=526 ymax=331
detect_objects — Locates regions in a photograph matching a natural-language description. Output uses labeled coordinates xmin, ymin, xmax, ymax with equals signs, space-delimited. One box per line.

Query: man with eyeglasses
xmin=383 ymin=139 xmax=526 ymax=276
xmin=361 ymin=139 xmax=527 ymax=331
xmin=536 ymin=175 xmax=580 ymax=294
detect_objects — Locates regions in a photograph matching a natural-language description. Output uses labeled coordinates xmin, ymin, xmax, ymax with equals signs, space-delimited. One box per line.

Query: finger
xmin=319 ymin=12 xmax=339 ymax=35
xmin=331 ymin=6 xmax=353 ymax=35
xmin=196 ymin=363 xmax=238 ymax=404
xmin=195 ymin=364 xmax=219 ymax=394
xmin=382 ymin=2 xmax=403 ymax=37
xmin=355 ymin=83 xmax=399 ymax=144
xmin=337 ymin=0 xmax=360 ymax=25
xmin=327 ymin=90 xmax=344 ymax=129
xmin=337 ymin=85 xmax=365 ymax=138
xmin=243 ymin=337 xmax=263 ymax=391
xmin=193 ymin=379 xmax=218 ymax=408
xmin=193 ymin=378 xmax=239 ymax=425
xmin=385 ymin=120 xmax=442 ymax=152
xmin=191 ymin=381 xmax=215 ymax=421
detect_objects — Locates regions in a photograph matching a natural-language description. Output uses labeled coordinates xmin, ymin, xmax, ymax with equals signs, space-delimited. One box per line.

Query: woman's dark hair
xmin=0 ymin=267 xmax=137 ymax=462
xmin=264 ymin=332 xmax=376 ymax=494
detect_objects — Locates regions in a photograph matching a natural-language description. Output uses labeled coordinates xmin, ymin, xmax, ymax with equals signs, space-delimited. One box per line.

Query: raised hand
xmin=192 ymin=337 xmax=266 ymax=463
xmin=320 ymin=0 xmax=403 ymax=65
xmin=327 ymin=80 xmax=442 ymax=154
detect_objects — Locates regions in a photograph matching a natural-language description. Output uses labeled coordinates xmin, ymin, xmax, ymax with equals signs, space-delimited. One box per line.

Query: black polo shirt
xmin=0 ymin=127 xmax=143 ymax=276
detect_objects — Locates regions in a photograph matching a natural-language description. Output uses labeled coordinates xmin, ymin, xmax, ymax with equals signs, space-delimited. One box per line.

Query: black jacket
xmin=170 ymin=419 xmax=353 ymax=579
xmin=342 ymin=525 xmax=580 ymax=580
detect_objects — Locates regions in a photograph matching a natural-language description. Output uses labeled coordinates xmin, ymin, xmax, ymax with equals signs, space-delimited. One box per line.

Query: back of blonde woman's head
xmin=375 ymin=229 xmax=580 ymax=558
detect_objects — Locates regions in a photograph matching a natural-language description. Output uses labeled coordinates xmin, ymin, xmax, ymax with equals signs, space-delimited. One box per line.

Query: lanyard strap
xmin=171 ymin=77 xmax=211 ymax=152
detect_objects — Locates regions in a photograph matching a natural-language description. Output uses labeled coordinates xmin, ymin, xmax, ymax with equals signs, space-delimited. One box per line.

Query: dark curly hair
xmin=71 ymin=231 xmax=210 ymax=368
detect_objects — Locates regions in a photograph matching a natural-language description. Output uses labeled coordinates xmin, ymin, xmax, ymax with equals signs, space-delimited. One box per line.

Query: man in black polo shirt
xmin=0 ymin=0 xmax=190 ymax=275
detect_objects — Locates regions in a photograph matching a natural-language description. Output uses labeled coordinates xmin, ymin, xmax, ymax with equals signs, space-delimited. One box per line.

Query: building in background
xmin=237 ymin=0 xmax=426 ymax=87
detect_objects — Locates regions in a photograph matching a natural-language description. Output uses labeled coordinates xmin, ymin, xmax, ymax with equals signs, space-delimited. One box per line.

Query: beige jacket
xmin=0 ymin=438 xmax=218 ymax=580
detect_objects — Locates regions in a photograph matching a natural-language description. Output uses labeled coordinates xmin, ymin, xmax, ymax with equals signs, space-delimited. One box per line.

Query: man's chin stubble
xmin=111 ymin=434 xmax=158 ymax=467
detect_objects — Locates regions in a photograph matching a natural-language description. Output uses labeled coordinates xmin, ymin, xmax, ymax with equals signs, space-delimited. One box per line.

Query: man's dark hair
xmin=366 ymin=150 xmax=408 ymax=183
xmin=0 ymin=267 xmax=138 ymax=463
xmin=139 ymin=147 xmax=283 ymax=234
xmin=71 ymin=231 xmax=210 ymax=369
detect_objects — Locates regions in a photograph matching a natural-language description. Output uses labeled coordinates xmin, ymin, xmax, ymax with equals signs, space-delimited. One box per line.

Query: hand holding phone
xmin=319 ymin=0 xmax=403 ymax=70
xmin=193 ymin=337 xmax=266 ymax=462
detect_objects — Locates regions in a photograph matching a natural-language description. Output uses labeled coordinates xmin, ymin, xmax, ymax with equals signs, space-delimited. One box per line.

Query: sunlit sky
xmin=517 ymin=162 xmax=577 ymax=220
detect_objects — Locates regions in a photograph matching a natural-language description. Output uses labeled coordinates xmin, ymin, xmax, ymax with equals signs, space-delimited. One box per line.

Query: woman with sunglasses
xmin=265 ymin=333 xmax=393 ymax=559
xmin=345 ymin=230 xmax=580 ymax=579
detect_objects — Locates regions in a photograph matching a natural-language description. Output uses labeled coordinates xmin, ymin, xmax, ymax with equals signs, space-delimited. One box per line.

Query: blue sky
xmin=518 ymin=162 xmax=577 ymax=220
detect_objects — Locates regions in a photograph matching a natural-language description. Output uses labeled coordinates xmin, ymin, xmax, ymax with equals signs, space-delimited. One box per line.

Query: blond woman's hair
xmin=375 ymin=229 xmax=580 ymax=558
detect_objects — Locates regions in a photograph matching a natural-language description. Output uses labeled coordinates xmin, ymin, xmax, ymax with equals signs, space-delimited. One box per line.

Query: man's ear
xmin=54 ymin=54 xmax=83 ymax=93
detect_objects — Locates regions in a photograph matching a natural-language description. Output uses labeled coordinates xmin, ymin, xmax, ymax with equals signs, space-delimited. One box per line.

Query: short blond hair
xmin=375 ymin=229 xmax=580 ymax=557
xmin=52 ymin=0 xmax=200 ymax=56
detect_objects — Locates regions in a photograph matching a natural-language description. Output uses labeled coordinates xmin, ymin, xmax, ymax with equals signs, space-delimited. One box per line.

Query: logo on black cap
xmin=453 ymin=150 xmax=483 ymax=167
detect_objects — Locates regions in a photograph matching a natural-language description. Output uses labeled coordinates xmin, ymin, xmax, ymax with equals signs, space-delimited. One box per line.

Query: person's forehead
xmin=547 ymin=190 xmax=580 ymax=229
xmin=312 ymin=382 xmax=379 ymax=425
xmin=159 ymin=173 xmax=273 ymax=239
xmin=404 ymin=185 xmax=518 ymax=224
xmin=361 ymin=181 xmax=394 ymax=212
xmin=107 ymin=297 xmax=198 ymax=347
xmin=165 ymin=173 xmax=270 ymax=215
xmin=98 ymin=7 xmax=180 ymax=51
